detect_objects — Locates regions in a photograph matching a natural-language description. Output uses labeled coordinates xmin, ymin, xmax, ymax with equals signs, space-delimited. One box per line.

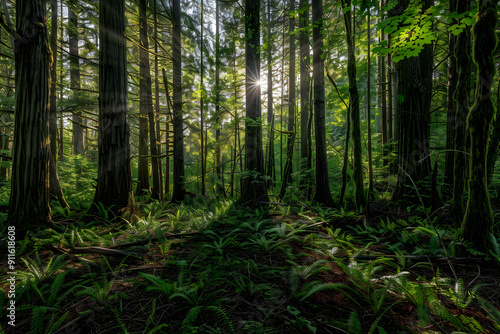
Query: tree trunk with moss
xmin=461 ymin=0 xmax=497 ymax=251
xmin=342 ymin=0 xmax=365 ymax=210
xmin=450 ymin=0 xmax=471 ymax=226
xmin=391 ymin=0 xmax=433 ymax=204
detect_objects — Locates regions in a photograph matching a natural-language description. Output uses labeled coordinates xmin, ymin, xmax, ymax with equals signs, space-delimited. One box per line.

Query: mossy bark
xmin=450 ymin=0 xmax=471 ymax=227
xmin=392 ymin=0 xmax=433 ymax=204
xmin=342 ymin=0 xmax=365 ymax=210
xmin=461 ymin=0 xmax=497 ymax=251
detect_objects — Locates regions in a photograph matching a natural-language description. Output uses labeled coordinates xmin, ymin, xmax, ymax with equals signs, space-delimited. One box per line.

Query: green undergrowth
xmin=1 ymin=199 xmax=500 ymax=333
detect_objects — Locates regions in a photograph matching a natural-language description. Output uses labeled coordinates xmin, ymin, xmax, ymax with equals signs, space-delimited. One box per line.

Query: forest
xmin=1 ymin=0 xmax=500 ymax=332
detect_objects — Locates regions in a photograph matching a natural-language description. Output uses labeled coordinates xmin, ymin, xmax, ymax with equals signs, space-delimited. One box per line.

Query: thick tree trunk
xmin=93 ymin=0 xmax=132 ymax=213
xmin=242 ymin=0 xmax=269 ymax=207
xmin=343 ymin=0 xmax=365 ymax=210
xmin=392 ymin=0 xmax=433 ymax=204
xmin=9 ymin=0 xmax=51 ymax=229
xmin=312 ymin=0 xmax=334 ymax=207
xmin=69 ymin=5 xmax=84 ymax=156
xmin=461 ymin=0 xmax=497 ymax=251
xmin=171 ymin=0 xmax=185 ymax=203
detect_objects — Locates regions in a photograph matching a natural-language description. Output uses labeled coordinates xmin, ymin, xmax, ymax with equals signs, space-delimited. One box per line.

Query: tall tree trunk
xmin=154 ymin=0 xmax=163 ymax=199
xmin=141 ymin=0 xmax=160 ymax=199
xmin=171 ymin=0 xmax=185 ymax=202
xmin=93 ymin=0 xmax=132 ymax=213
xmin=391 ymin=0 xmax=433 ymax=204
xmin=299 ymin=0 xmax=311 ymax=198
xmin=137 ymin=0 xmax=158 ymax=197
xmin=50 ymin=0 xmax=58 ymax=162
xmin=444 ymin=0 xmax=458 ymax=197
xmin=265 ymin=0 xmax=275 ymax=189
xmin=342 ymin=0 xmax=365 ymax=210
xmin=162 ymin=68 xmax=172 ymax=199
xmin=9 ymin=0 xmax=51 ymax=229
xmin=242 ymin=0 xmax=269 ymax=207
xmin=461 ymin=0 xmax=497 ymax=251
xmin=68 ymin=4 xmax=84 ymax=156
xmin=215 ymin=0 xmax=224 ymax=197
xmin=379 ymin=0 xmax=387 ymax=166
xmin=200 ymin=0 xmax=206 ymax=196
xmin=367 ymin=10 xmax=374 ymax=198
xmin=312 ymin=0 xmax=334 ymax=207
xmin=450 ymin=0 xmax=471 ymax=226
xmin=279 ymin=0 xmax=296 ymax=200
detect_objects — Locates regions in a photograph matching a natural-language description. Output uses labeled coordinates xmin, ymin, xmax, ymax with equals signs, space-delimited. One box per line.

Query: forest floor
xmin=1 ymin=198 xmax=500 ymax=333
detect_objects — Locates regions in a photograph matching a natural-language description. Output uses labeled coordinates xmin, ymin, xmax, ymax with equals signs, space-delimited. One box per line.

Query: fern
xmin=347 ymin=311 xmax=362 ymax=334
xmin=295 ymin=281 xmax=358 ymax=303
xmin=478 ymin=297 xmax=500 ymax=328
xmin=30 ymin=305 xmax=47 ymax=334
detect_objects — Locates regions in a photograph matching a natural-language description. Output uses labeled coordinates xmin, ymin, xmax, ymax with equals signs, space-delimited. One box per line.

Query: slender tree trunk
xmin=379 ymin=0 xmax=387 ymax=166
xmin=367 ymin=10 xmax=374 ymax=198
xmin=69 ymin=4 xmax=84 ymax=156
xmin=162 ymin=68 xmax=172 ymax=199
xmin=279 ymin=0 xmax=296 ymax=200
xmin=93 ymin=0 xmax=132 ymax=213
xmin=312 ymin=0 xmax=334 ymax=207
xmin=171 ymin=0 xmax=185 ymax=202
xmin=444 ymin=0 xmax=458 ymax=197
xmin=242 ymin=0 xmax=269 ymax=207
xmin=154 ymin=0 xmax=163 ymax=199
xmin=343 ymin=0 xmax=365 ymax=210
xmin=461 ymin=0 xmax=497 ymax=251
xmin=200 ymin=0 xmax=206 ymax=196
xmin=265 ymin=0 xmax=275 ymax=189
xmin=58 ymin=1 xmax=64 ymax=162
xmin=9 ymin=0 xmax=51 ymax=229
xmin=299 ymin=0 xmax=311 ymax=198
xmin=215 ymin=0 xmax=224 ymax=197
xmin=450 ymin=0 xmax=471 ymax=226
xmin=140 ymin=0 xmax=160 ymax=199
xmin=50 ymin=0 xmax=58 ymax=162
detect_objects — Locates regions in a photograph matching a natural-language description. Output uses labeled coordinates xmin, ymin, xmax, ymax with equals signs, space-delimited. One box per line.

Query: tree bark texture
xmin=279 ymin=0 xmax=296 ymax=200
xmin=312 ymin=0 xmax=334 ymax=207
xmin=9 ymin=0 xmax=51 ymax=228
xmin=461 ymin=0 xmax=497 ymax=251
xmin=93 ymin=0 xmax=132 ymax=212
xmin=299 ymin=0 xmax=311 ymax=198
xmin=171 ymin=0 xmax=186 ymax=202
xmin=450 ymin=0 xmax=471 ymax=226
xmin=392 ymin=0 xmax=433 ymax=203
xmin=343 ymin=0 xmax=365 ymax=210
xmin=69 ymin=4 xmax=84 ymax=156
xmin=242 ymin=0 xmax=269 ymax=207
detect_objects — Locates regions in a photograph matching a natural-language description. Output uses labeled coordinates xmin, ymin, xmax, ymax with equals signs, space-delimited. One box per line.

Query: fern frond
xmin=347 ymin=311 xmax=362 ymax=334
xmin=181 ymin=306 xmax=203 ymax=332
xmin=30 ymin=305 xmax=47 ymax=334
